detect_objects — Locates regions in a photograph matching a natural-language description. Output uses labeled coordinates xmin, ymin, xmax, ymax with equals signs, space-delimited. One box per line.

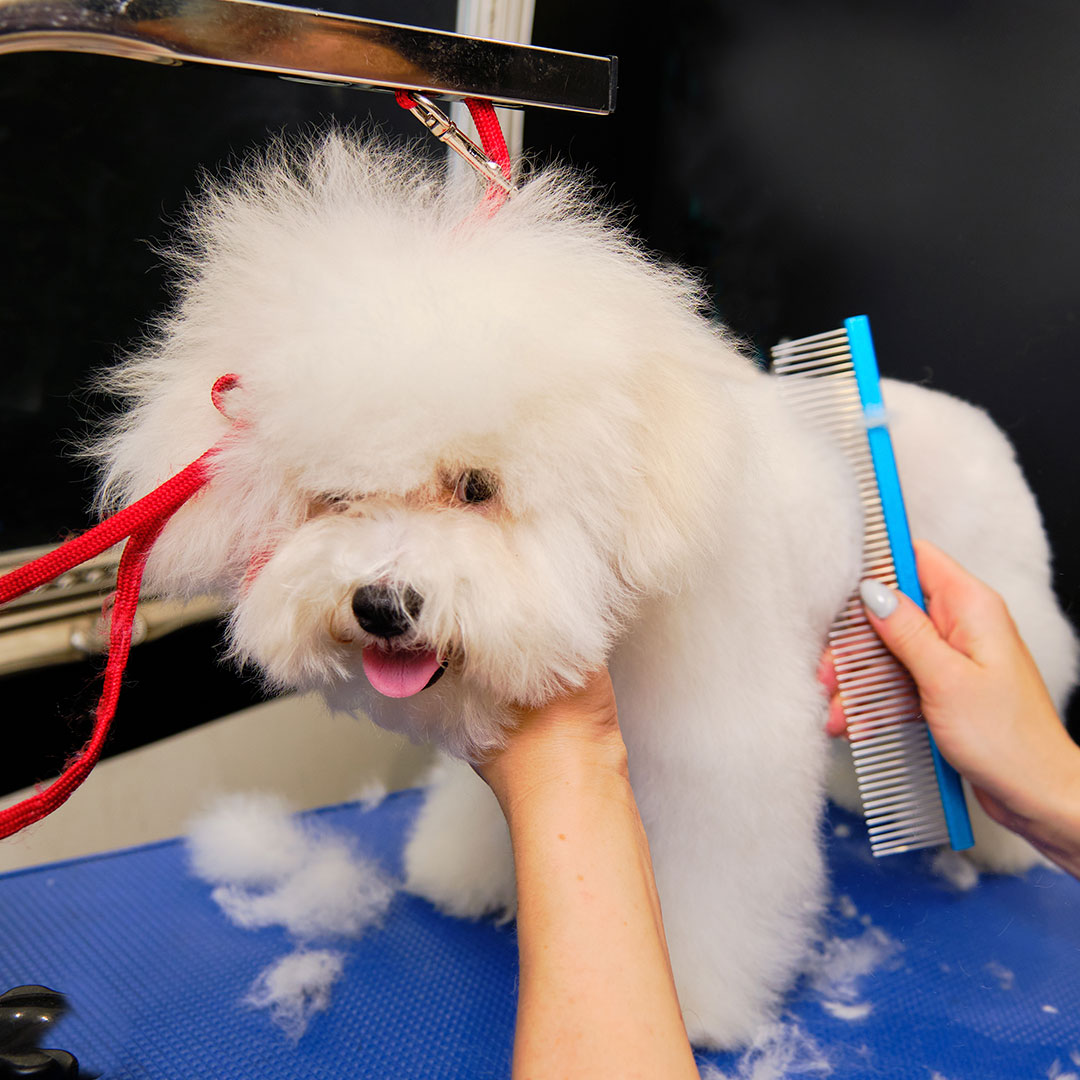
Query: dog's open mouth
xmin=361 ymin=645 xmax=446 ymax=698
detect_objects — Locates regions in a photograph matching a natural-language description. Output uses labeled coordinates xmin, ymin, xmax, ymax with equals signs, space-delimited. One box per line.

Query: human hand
xmin=824 ymin=540 xmax=1080 ymax=873
xmin=476 ymin=668 xmax=627 ymax=820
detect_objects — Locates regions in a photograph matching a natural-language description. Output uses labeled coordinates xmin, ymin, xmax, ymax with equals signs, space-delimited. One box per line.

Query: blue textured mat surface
xmin=1 ymin=790 xmax=1077 ymax=1078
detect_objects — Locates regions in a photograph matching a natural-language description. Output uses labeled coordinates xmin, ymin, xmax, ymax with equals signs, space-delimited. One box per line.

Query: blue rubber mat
xmin=1 ymin=790 xmax=1077 ymax=1078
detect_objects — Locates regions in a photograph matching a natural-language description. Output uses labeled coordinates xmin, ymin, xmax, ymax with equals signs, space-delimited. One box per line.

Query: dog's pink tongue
xmin=362 ymin=646 xmax=442 ymax=698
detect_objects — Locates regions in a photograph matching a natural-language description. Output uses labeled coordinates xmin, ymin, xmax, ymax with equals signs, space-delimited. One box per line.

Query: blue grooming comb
xmin=773 ymin=316 xmax=974 ymax=855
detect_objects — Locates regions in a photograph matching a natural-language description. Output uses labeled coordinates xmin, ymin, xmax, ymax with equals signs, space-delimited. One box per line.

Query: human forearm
xmin=500 ymin=761 xmax=698 ymax=1080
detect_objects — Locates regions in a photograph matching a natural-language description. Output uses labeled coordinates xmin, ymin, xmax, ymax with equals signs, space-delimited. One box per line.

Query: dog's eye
xmin=454 ymin=469 xmax=498 ymax=505
xmin=312 ymin=493 xmax=354 ymax=514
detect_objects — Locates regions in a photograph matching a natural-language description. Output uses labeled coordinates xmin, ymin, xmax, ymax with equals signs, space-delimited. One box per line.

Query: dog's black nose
xmin=351 ymin=584 xmax=423 ymax=638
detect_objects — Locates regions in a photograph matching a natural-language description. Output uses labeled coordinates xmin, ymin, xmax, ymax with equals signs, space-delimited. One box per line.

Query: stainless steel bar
xmin=0 ymin=0 xmax=617 ymax=113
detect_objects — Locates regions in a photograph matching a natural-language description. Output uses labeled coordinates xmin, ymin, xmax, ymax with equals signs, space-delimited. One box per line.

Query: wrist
xmin=1027 ymin=763 xmax=1080 ymax=874
xmin=1014 ymin=726 xmax=1080 ymax=823
xmin=491 ymin=740 xmax=632 ymax=832
xmin=978 ymin=750 xmax=1080 ymax=875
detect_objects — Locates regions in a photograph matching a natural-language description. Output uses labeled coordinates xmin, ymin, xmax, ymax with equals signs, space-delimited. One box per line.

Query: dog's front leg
xmin=633 ymin=744 xmax=828 ymax=1047
xmin=611 ymin=621 xmax=832 ymax=1050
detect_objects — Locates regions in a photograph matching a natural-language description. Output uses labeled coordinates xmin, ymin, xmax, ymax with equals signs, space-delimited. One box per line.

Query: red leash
xmin=462 ymin=97 xmax=512 ymax=202
xmin=0 ymin=99 xmax=510 ymax=840
xmin=0 ymin=432 xmax=224 ymax=838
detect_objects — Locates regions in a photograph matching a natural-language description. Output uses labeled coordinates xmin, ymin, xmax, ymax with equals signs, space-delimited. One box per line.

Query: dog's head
xmin=94 ymin=132 xmax=754 ymax=756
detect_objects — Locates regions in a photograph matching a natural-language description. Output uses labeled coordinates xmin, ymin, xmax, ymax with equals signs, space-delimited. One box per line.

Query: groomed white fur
xmin=94 ymin=130 xmax=1077 ymax=1048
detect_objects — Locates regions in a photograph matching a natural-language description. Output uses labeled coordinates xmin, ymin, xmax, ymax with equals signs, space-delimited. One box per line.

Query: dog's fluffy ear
xmin=612 ymin=338 xmax=753 ymax=598
xmin=90 ymin=365 xmax=302 ymax=597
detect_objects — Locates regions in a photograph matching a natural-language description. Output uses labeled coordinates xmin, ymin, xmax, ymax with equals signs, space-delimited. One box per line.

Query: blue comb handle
xmin=845 ymin=315 xmax=974 ymax=852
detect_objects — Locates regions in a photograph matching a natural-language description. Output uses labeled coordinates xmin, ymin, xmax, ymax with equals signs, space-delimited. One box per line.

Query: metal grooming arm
xmin=0 ymin=0 xmax=617 ymax=113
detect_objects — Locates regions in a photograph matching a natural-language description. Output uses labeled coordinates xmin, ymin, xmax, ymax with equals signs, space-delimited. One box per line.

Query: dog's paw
xmin=403 ymin=757 xmax=517 ymax=920
xmin=677 ymin=975 xmax=778 ymax=1051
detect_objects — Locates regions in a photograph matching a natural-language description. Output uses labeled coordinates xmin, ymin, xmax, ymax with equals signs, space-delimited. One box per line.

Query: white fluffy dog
xmin=94 ymin=131 xmax=1078 ymax=1047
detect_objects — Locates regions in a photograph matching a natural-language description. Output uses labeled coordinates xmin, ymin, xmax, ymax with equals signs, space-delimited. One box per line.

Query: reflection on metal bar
xmin=0 ymin=0 xmax=617 ymax=114
xmin=0 ymin=543 xmax=223 ymax=675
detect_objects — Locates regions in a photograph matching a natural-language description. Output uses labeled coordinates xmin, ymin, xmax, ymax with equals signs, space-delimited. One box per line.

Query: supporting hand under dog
xmin=476 ymin=669 xmax=700 ymax=1080
xmin=824 ymin=539 xmax=1080 ymax=878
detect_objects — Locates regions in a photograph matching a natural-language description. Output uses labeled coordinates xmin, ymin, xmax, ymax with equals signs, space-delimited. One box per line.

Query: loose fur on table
xmin=92 ymin=130 xmax=1078 ymax=1048
xmin=186 ymin=793 xmax=394 ymax=1038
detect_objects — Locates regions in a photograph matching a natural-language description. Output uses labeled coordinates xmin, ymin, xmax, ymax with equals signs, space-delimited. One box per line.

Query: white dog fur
xmin=93 ymin=131 xmax=1078 ymax=1047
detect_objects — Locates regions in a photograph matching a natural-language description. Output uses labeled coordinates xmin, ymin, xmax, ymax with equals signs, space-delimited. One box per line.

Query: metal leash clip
xmin=402 ymin=93 xmax=514 ymax=195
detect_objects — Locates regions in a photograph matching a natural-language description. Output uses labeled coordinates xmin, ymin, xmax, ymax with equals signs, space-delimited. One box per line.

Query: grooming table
xmin=1 ymin=790 xmax=1077 ymax=1078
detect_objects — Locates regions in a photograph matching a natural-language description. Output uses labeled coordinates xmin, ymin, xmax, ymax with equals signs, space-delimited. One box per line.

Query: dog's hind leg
xmin=403 ymin=754 xmax=517 ymax=920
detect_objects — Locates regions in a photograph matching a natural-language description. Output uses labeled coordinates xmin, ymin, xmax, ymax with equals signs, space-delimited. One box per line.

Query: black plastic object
xmin=0 ymin=987 xmax=79 ymax=1078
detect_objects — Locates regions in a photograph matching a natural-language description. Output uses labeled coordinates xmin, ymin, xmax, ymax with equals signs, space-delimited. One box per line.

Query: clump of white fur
xmin=697 ymin=1022 xmax=832 ymax=1079
xmin=805 ymin=926 xmax=901 ymax=1006
xmin=186 ymin=793 xmax=394 ymax=1037
xmin=187 ymin=791 xmax=309 ymax=886
xmin=188 ymin=793 xmax=394 ymax=939
xmin=244 ymin=949 xmax=345 ymax=1041
xmin=929 ymin=848 xmax=980 ymax=891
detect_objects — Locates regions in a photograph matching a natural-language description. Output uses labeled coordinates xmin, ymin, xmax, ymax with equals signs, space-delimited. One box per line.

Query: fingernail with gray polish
xmin=859 ymin=578 xmax=899 ymax=618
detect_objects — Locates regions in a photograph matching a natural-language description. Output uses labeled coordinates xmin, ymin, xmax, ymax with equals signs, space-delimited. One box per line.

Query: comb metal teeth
xmin=772 ymin=331 xmax=950 ymax=856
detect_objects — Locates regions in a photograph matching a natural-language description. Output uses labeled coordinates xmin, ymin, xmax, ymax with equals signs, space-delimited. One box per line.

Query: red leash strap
xmin=0 ymin=393 xmax=231 ymax=837
xmin=463 ymin=98 xmax=511 ymax=180
xmin=0 ymin=521 xmax=163 ymax=837
xmin=464 ymin=98 xmax=512 ymax=212
xmin=0 ymin=451 xmax=216 ymax=604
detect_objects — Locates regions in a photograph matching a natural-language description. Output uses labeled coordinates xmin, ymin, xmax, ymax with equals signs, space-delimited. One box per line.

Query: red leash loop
xmin=0 ymin=382 xmax=234 ymax=839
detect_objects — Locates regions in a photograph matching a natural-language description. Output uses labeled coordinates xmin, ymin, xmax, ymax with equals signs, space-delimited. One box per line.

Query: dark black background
xmin=3 ymin=0 xmax=1078 ymax=793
